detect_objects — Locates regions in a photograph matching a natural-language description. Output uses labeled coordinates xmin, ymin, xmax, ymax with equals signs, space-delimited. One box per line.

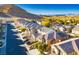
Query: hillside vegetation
xmin=41 ymin=16 xmax=79 ymax=27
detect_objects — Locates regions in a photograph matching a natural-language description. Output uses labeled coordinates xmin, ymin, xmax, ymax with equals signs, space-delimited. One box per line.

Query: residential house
xmin=54 ymin=24 xmax=65 ymax=32
xmin=72 ymin=24 xmax=79 ymax=35
xmin=56 ymin=32 xmax=69 ymax=41
xmin=51 ymin=38 xmax=79 ymax=55
xmin=37 ymin=26 xmax=56 ymax=44
xmin=64 ymin=25 xmax=73 ymax=33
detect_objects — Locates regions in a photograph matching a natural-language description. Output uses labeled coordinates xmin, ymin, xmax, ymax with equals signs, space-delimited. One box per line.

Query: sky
xmin=16 ymin=4 xmax=79 ymax=15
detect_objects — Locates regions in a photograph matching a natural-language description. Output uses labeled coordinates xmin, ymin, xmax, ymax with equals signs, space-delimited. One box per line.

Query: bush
xmin=41 ymin=21 xmax=50 ymax=27
xmin=17 ymin=26 xmax=27 ymax=32
xmin=20 ymin=27 xmax=26 ymax=32
xmin=33 ymin=42 xmax=48 ymax=54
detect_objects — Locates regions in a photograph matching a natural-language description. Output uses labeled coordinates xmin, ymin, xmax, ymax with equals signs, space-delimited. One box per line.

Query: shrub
xmin=33 ymin=42 xmax=48 ymax=54
xmin=41 ymin=21 xmax=50 ymax=27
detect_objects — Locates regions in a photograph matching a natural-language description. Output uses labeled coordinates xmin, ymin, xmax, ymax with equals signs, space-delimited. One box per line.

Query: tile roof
xmin=19 ymin=19 xmax=41 ymax=30
xmin=39 ymin=26 xmax=52 ymax=33
xmin=52 ymin=38 xmax=79 ymax=54
xmin=44 ymin=30 xmax=56 ymax=40
xmin=75 ymin=39 xmax=79 ymax=49
xmin=57 ymin=32 xmax=67 ymax=37
xmin=59 ymin=41 xmax=74 ymax=54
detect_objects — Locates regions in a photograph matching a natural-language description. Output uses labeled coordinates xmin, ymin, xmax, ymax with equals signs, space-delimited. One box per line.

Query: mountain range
xmin=0 ymin=4 xmax=42 ymax=19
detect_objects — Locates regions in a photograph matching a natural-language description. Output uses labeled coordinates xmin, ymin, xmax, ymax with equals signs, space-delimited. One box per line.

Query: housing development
xmin=0 ymin=4 xmax=79 ymax=55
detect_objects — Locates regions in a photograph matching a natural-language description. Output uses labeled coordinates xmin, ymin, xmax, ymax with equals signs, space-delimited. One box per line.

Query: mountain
xmin=0 ymin=12 xmax=11 ymax=17
xmin=41 ymin=13 xmax=79 ymax=16
xmin=0 ymin=4 xmax=41 ymax=19
xmin=53 ymin=14 xmax=79 ymax=16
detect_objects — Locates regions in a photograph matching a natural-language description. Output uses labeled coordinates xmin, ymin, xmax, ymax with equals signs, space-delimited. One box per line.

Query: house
xmin=25 ymin=23 xmax=41 ymax=41
xmin=44 ymin=30 xmax=57 ymax=44
xmin=64 ymin=25 xmax=73 ymax=33
xmin=72 ymin=24 xmax=79 ymax=35
xmin=54 ymin=24 xmax=65 ymax=32
xmin=37 ymin=26 xmax=57 ymax=44
xmin=51 ymin=23 xmax=65 ymax=31
xmin=56 ymin=32 xmax=69 ymax=41
xmin=19 ymin=19 xmax=41 ymax=30
xmin=51 ymin=38 xmax=79 ymax=55
xmin=37 ymin=26 xmax=55 ymax=35
xmin=58 ymin=26 xmax=65 ymax=32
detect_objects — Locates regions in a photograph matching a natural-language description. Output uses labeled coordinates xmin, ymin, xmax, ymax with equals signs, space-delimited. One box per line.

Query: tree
xmin=19 ymin=27 xmax=26 ymax=32
xmin=33 ymin=42 xmax=48 ymax=54
xmin=41 ymin=21 xmax=50 ymax=27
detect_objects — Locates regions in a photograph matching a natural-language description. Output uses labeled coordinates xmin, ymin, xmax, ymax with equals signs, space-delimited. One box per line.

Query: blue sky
xmin=16 ymin=4 xmax=79 ymax=15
